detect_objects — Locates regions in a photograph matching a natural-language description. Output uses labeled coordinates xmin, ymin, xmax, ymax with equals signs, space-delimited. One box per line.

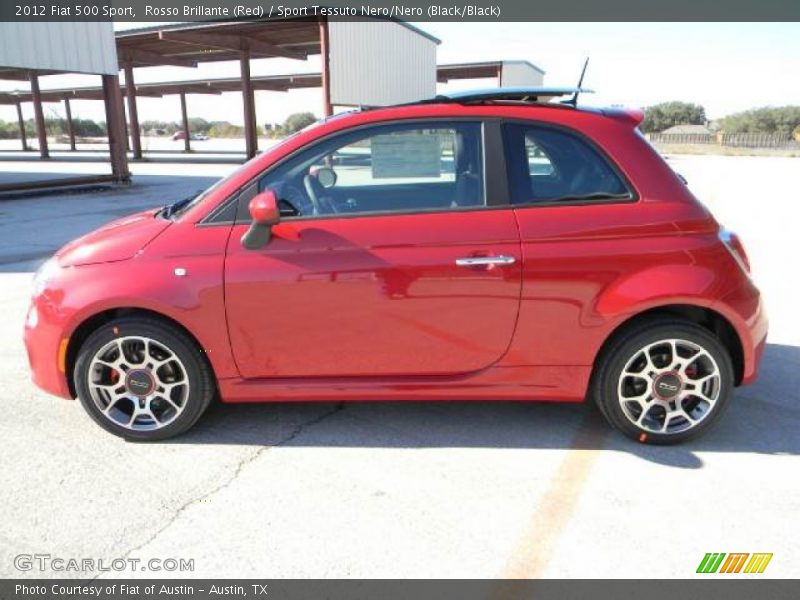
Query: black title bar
xmin=3 ymin=579 xmax=800 ymax=600
xmin=3 ymin=0 xmax=800 ymax=21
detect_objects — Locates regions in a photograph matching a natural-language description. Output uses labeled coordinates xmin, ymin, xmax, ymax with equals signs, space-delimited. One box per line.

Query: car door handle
xmin=455 ymin=255 xmax=516 ymax=267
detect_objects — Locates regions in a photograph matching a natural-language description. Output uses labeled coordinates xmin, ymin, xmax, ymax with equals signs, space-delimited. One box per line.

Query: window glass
xmin=504 ymin=124 xmax=630 ymax=204
xmin=258 ymin=122 xmax=484 ymax=218
xmin=525 ymin=136 xmax=556 ymax=177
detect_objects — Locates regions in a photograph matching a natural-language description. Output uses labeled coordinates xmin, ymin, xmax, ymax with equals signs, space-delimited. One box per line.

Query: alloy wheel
xmin=617 ymin=338 xmax=722 ymax=435
xmin=86 ymin=336 xmax=190 ymax=432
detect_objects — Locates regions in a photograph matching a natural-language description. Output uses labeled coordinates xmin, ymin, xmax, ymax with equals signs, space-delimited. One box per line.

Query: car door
xmin=223 ymin=120 xmax=522 ymax=379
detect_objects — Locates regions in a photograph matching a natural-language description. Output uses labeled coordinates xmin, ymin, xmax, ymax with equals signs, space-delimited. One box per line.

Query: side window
xmin=525 ymin=136 xmax=556 ymax=177
xmin=258 ymin=122 xmax=484 ymax=218
xmin=504 ymin=123 xmax=631 ymax=204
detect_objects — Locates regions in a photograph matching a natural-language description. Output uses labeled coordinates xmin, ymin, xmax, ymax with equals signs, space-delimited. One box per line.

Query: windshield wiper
xmin=540 ymin=192 xmax=632 ymax=203
xmin=160 ymin=191 xmax=202 ymax=219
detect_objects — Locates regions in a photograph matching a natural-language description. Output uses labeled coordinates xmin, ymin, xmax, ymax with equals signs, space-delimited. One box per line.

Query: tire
xmin=592 ymin=318 xmax=734 ymax=445
xmin=74 ymin=317 xmax=216 ymax=441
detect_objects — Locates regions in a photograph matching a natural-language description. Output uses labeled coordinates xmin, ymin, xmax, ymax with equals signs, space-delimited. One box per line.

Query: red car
xmin=24 ymin=88 xmax=767 ymax=443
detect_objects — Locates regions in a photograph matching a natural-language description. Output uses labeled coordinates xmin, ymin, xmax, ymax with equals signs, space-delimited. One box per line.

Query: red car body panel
xmin=224 ymin=210 xmax=522 ymax=378
xmin=23 ymin=102 xmax=768 ymax=404
xmin=57 ymin=209 xmax=172 ymax=267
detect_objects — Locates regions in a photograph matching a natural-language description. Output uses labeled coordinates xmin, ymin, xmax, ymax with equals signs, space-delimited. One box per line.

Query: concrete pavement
xmin=0 ymin=155 xmax=797 ymax=579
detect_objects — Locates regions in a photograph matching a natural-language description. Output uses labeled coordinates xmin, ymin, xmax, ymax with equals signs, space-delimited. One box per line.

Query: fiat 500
xmin=23 ymin=89 xmax=767 ymax=443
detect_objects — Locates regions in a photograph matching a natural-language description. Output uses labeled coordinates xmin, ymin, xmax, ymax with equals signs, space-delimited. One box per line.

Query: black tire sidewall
xmin=595 ymin=321 xmax=735 ymax=445
xmin=74 ymin=318 xmax=215 ymax=441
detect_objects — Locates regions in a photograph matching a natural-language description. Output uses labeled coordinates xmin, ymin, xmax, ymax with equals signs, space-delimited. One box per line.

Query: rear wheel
xmin=593 ymin=319 xmax=734 ymax=444
xmin=74 ymin=317 xmax=215 ymax=441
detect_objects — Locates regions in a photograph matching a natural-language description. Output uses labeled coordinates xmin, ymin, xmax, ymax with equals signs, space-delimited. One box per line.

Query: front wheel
xmin=74 ymin=317 xmax=216 ymax=441
xmin=593 ymin=319 xmax=735 ymax=444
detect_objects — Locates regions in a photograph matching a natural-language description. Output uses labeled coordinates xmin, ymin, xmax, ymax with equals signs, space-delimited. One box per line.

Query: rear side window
xmin=503 ymin=123 xmax=631 ymax=204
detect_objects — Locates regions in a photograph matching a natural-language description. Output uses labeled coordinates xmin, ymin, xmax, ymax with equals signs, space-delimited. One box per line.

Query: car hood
xmin=56 ymin=209 xmax=171 ymax=267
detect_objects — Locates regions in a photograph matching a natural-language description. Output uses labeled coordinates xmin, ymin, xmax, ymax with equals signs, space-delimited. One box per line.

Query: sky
xmin=1 ymin=21 xmax=798 ymax=127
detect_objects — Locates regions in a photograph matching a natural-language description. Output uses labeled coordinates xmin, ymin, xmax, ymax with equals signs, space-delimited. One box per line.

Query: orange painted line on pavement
xmin=499 ymin=412 xmax=608 ymax=579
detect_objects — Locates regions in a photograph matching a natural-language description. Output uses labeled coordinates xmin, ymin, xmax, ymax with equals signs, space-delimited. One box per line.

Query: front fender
xmin=50 ymin=254 xmax=238 ymax=382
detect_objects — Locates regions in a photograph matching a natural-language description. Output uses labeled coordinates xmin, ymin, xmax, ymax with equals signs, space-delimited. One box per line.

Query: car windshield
xmin=161 ymin=118 xmax=343 ymax=220
xmin=160 ymin=179 xmax=224 ymax=219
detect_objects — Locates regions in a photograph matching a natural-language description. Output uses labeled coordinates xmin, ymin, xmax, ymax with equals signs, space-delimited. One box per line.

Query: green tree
xmin=281 ymin=112 xmax=317 ymax=135
xmin=641 ymin=101 xmax=707 ymax=133
xmin=1 ymin=117 xmax=105 ymax=139
xmin=72 ymin=118 xmax=105 ymax=137
xmin=188 ymin=117 xmax=211 ymax=133
xmin=718 ymin=106 xmax=800 ymax=135
xmin=0 ymin=120 xmax=20 ymax=139
xmin=141 ymin=120 xmax=179 ymax=134
xmin=208 ymin=121 xmax=244 ymax=138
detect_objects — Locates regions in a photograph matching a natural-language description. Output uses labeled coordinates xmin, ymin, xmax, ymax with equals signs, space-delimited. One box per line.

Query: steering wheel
xmin=303 ymin=174 xmax=322 ymax=215
xmin=303 ymin=172 xmax=339 ymax=215
xmin=277 ymin=183 xmax=310 ymax=216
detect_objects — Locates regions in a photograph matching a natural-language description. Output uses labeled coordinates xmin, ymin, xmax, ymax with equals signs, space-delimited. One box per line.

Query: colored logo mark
xmin=697 ymin=553 xmax=773 ymax=574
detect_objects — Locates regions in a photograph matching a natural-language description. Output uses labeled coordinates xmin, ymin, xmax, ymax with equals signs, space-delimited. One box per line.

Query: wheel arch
xmin=65 ymin=307 xmax=213 ymax=398
xmin=592 ymin=304 xmax=745 ymax=387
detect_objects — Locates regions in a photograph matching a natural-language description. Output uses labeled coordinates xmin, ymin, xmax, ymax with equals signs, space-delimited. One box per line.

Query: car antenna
xmin=563 ymin=57 xmax=590 ymax=107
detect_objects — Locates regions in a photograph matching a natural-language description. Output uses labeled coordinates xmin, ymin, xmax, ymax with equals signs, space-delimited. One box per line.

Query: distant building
xmin=661 ymin=124 xmax=714 ymax=135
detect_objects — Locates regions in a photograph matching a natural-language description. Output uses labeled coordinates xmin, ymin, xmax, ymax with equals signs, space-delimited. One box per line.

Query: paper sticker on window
xmin=371 ymin=133 xmax=441 ymax=178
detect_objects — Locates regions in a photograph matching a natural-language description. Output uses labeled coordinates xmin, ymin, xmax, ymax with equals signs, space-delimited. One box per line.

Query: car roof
xmin=314 ymin=98 xmax=641 ymax=133
xmin=307 ymin=87 xmax=646 ymax=132
xmin=422 ymin=86 xmax=592 ymax=105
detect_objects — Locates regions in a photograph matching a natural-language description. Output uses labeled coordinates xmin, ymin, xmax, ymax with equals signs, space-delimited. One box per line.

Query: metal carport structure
xmin=0 ymin=22 xmax=130 ymax=192
xmin=0 ymin=73 xmax=322 ymax=156
xmin=0 ymin=62 xmax=533 ymax=158
xmin=114 ymin=19 xmax=440 ymax=160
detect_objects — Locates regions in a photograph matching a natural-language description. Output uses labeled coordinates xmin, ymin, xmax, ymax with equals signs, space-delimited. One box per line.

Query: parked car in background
xmin=171 ymin=131 xmax=209 ymax=141
xmin=24 ymin=88 xmax=766 ymax=443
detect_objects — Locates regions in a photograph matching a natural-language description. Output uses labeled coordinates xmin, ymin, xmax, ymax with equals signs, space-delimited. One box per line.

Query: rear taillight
xmin=719 ymin=229 xmax=751 ymax=273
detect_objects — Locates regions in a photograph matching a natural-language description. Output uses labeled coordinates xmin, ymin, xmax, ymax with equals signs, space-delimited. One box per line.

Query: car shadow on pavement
xmin=175 ymin=343 xmax=800 ymax=469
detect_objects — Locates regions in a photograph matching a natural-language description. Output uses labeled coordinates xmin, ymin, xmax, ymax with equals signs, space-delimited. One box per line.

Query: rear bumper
xmin=716 ymin=281 xmax=768 ymax=386
xmin=741 ymin=298 xmax=768 ymax=385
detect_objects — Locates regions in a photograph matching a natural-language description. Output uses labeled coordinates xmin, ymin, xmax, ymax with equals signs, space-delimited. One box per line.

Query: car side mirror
xmin=241 ymin=190 xmax=280 ymax=250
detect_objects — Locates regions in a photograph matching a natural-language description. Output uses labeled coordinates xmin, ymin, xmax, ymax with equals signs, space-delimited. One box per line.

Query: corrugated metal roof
xmin=116 ymin=18 xmax=441 ymax=45
xmin=0 ymin=63 xmax=513 ymax=105
xmin=114 ymin=18 xmax=440 ymax=69
xmin=0 ymin=22 xmax=117 ymax=76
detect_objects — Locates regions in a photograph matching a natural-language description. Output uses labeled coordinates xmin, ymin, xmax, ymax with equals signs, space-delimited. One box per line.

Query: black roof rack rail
xmin=424 ymin=86 xmax=594 ymax=105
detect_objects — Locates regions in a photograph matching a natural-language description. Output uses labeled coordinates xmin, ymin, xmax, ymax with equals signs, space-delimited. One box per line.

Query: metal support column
xmin=123 ymin=64 xmax=142 ymax=159
xmin=64 ymin=98 xmax=76 ymax=151
xmin=29 ymin=73 xmax=49 ymax=159
xmin=240 ymin=49 xmax=257 ymax=158
xmin=101 ymin=74 xmax=131 ymax=182
xmin=319 ymin=17 xmax=333 ymax=117
xmin=179 ymin=92 xmax=191 ymax=153
xmin=15 ymin=101 xmax=28 ymax=151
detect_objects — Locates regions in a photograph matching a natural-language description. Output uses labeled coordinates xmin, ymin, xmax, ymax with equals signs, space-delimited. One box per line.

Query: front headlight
xmin=32 ymin=258 xmax=61 ymax=297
